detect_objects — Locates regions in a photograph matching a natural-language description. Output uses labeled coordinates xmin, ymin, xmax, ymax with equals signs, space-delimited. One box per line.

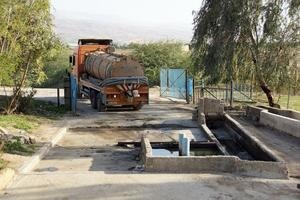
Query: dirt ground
xmin=0 ymin=88 xmax=300 ymax=200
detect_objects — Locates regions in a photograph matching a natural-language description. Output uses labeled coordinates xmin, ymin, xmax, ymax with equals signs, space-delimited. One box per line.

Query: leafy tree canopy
xmin=0 ymin=0 xmax=61 ymax=113
xmin=129 ymin=41 xmax=192 ymax=86
xmin=191 ymin=0 xmax=299 ymax=107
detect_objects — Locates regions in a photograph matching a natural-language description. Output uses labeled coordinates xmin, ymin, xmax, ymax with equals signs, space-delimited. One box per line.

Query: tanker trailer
xmin=70 ymin=39 xmax=149 ymax=112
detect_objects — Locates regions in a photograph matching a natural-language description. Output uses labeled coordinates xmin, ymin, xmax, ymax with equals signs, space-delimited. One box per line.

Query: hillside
xmin=52 ymin=10 xmax=193 ymax=44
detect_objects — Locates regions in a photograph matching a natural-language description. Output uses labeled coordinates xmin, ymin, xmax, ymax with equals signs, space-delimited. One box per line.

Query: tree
xmin=129 ymin=41 xmax=192 ymax=86
xmin=36 ymin=45 xmax=70 ymax=88
xmin=0 ymin=0 xmax=59 ymax=113
xmin=191 ymin=0 xmax=300 ymax=107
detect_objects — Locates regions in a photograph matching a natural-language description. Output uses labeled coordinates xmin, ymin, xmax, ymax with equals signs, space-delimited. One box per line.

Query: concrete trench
xmin=139 ymin=98 xmax=295 ymax=179
xmin=140 ymin=115 xmax=288 ymax=179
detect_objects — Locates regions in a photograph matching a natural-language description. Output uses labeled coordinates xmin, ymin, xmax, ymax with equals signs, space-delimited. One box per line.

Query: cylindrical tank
xmin=84 ymin=51 xmax=144 ymax=80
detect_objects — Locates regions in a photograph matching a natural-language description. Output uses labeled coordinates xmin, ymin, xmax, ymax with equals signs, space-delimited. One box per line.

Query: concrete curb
xmin=0 ymin=168 xmax=15 ymax=191
xmin=18 ymin=127 xmax=68 ymax=174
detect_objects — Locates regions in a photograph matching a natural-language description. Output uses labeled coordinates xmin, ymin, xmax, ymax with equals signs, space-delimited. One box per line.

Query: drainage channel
xmin=207 ymin=120 xmax=255 ymax=161
xmin=206 ymin=119 xmax=276 ymax=161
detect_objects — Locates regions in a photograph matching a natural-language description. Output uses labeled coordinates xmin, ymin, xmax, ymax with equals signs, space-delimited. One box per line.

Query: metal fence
xmin=193 ymin=81 xmax=255 ymax=105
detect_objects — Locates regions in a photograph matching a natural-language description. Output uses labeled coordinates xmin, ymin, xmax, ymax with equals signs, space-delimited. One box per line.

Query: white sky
xmin=51 ymin=0 xmax=202 ymax=25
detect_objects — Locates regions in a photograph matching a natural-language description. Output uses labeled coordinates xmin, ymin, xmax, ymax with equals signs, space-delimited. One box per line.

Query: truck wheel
xmin=90 ymin=90 xmax=98 ymax=109
xmin=97 ymin=93 xmax=106 ymax=112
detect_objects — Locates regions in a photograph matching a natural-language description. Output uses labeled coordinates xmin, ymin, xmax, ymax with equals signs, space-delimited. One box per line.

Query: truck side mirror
xmin=69 ymin=56 xmax=73 ymax=64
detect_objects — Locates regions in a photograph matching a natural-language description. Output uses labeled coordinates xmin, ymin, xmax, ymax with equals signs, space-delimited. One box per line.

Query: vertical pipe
xmin=178 ymin=133 xmax=185 ymax=156
xmin=182 ymin=137 xmax=190 ymax=156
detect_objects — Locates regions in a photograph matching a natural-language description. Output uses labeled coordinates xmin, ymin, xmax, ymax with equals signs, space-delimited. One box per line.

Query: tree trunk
xmin=259 ymin=79 xmax=280 ymax=108
xmin=248 ymin=35 xmax=280 ymax=108
xmin=5 ymin=54 xmax=31 ymax=114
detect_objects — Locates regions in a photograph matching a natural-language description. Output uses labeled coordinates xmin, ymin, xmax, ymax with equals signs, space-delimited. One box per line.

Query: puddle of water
xmin=152 ymin=147 xmax=221 ymax=157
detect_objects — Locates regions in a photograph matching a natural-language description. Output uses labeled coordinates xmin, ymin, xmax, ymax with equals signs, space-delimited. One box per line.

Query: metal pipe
xmin=179 ymin=133 xmax=185 ymax=156
xmin=182 ymin=137 xmax=190 ymax=156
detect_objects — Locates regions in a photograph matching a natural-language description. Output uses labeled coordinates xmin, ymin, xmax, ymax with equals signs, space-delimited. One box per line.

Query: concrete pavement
xmin=1 ymin=89 xmax=299 ymax=199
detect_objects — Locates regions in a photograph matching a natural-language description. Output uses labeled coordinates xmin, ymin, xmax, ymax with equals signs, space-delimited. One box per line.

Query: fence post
xmin=192 ymin=78 xmax=195 ymax=104
xmin=185 ymin=70 xmax=190 ymax=104
xmin=287 ymin=83 xmax=291 ymax=109
xmin=70 ymin=75 xmax=77 ymax=114
xmin=250 ymin=73 xmax=254 ymax=99
xmin=230 ymin=80 xmax=233 ymax=107
xmin=57 ymin=88 xmax=60 ymax=107
xmin=200 ymin=79 xmax=204 ymax=97
xmin=226 ymin=83 xmax=228 ymax=104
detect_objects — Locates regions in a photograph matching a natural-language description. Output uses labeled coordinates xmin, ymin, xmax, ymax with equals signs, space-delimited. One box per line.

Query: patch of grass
xmin=0 ymin=115 xmax=40 ymax=132
xmin=254 ymin=93 xmax=300 ymax=111
xmin=276 ymin=95 xmax=300 ymax=111
xmin=31 ymin=100 xmax=67 ymax=119
xmin=0 ymin=96 xmax=67 ymax=132
xmin=3 ymin=138 xmax=35 ymax=155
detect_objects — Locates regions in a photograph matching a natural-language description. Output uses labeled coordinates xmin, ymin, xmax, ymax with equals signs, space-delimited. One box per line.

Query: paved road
xmin=1 ymin=91 xmax=299 ymax=200
xmin=0 ymin=87 xmax=65 ymax=104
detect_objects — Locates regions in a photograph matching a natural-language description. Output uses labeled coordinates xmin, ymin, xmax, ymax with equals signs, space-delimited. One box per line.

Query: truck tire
xmin=97 ymin=93 xmax=106 ymax=112
xmin=90 ymin=89 xmax=98 ymax=109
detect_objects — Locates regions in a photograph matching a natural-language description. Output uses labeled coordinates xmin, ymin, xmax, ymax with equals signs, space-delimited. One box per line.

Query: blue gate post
xmin=70 ymin=75 xmax=77 ymax=113
xmin=187 ymin=78 xmax=193 ymax=104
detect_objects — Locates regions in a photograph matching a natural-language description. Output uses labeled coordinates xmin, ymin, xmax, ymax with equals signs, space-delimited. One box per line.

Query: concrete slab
xmin=1 ymin=173 xmax=300 ymax=200
xmin=1 ymin=91 xmax=299 ymax=199
xmin=232 ymin=116 xmax=300 ymax=178
xmin=0 ymin=168 xmax=15 ymax=191
xmin=141 ymin=138 xmax=288 ymax=179
xmin=260 ymin=111 xmax=300 ymax=138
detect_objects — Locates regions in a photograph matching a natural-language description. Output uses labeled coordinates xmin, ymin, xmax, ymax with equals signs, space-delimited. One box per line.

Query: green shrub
xmin=4 ymin=138 xmax=35 ymax=155
xmin=129 ymin=41 xmax=192 ymax=86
